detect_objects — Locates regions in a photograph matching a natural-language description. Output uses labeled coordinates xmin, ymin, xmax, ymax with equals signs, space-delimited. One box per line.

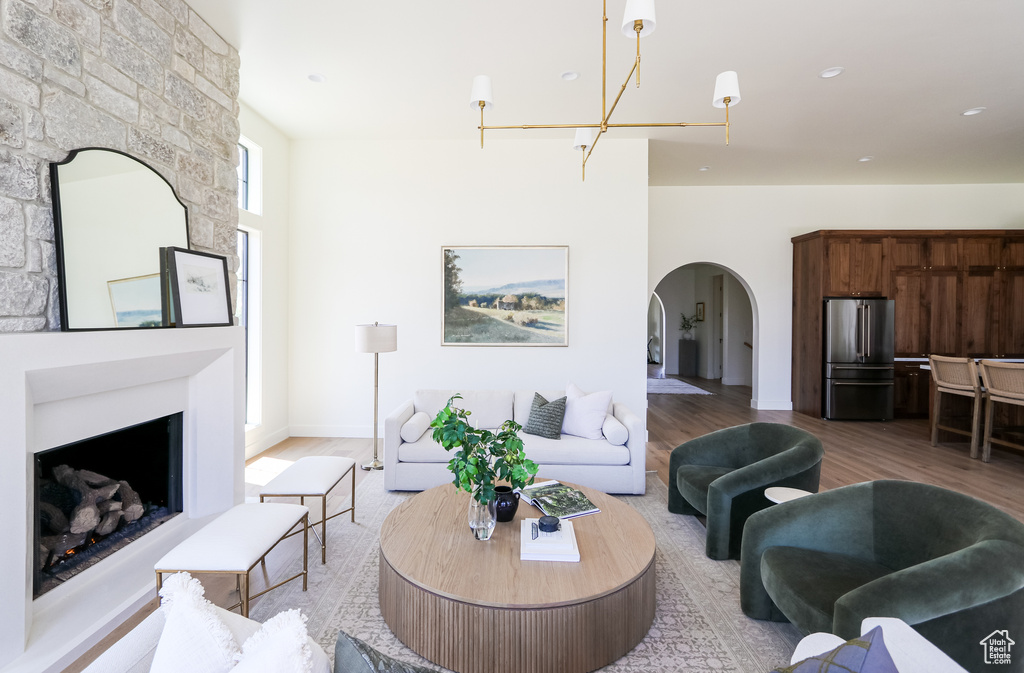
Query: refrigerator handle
xmin=856 ymin=304 xmax=864 ymax=358
xmin=865 ymin=304 xmax=871 ymax=358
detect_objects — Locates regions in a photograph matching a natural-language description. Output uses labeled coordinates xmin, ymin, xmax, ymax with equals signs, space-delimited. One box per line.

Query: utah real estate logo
xmin=980 ymin=630 xmax=1015 ymax=665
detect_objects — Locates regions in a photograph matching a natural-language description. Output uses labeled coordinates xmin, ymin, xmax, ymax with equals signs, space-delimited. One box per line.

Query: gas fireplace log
xmin=38 ymin=501 xmax=69 ymax=533
xmin=52 ymin=465 xmax=121 ymax=534
xmin=41 ymin=531 xmax=88 ymax=554
xmin=78 ymin=469 xmax=117 ymax=488
xmin=95 ymin=510 xmax=121 ymax=536
xmin=118 ymin=480 xmax=145 ymax=522
xmin=98 ymin=500 xmax=122 ymax=514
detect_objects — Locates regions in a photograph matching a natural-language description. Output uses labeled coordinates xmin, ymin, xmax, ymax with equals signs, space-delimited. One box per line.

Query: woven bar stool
xmin=928 ymin=355 xmax=984 ymax=459
xmin=979 ymin=360 xmax=1024 ymax=463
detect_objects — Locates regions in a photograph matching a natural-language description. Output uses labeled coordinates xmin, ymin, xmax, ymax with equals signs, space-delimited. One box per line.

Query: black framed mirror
xmin=51 ymin=148 xmax=190 ymax=331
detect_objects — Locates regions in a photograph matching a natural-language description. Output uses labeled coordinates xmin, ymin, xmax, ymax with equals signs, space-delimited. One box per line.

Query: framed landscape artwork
xmin=442 ymin=246 xmax=568 ymax=346
xmin=107 ymin=274 xmax=162 ymax=327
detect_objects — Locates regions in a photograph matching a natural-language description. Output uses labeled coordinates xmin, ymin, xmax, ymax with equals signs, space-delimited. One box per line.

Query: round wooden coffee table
xmin=379 ymin=482 xmax=656 ymax=673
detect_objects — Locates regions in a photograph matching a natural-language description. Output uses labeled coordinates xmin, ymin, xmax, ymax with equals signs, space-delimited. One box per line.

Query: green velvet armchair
xmin=667 ymin=422 xmax=823 ymax=560
xmin=740 ymin=480 xmax=1024 ymax=672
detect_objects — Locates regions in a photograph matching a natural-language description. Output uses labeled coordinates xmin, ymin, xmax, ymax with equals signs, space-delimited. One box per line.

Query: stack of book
xmin=517 ymin=480 xmax=601 ymax=519
xmin=520 ymin=518 xmax=580 ymax=562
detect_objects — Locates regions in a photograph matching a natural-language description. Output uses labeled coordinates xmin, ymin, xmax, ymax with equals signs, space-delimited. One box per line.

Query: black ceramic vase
xmin=494 ymin=486 xmax=520 ymax=522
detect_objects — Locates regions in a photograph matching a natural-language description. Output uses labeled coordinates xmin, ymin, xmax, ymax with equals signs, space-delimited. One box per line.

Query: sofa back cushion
xmin=414 ymin=390 xmax=514 ymax=430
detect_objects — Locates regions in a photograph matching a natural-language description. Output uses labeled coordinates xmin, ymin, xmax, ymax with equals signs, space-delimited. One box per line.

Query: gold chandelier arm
xmin=603 ymin=59 xmax=640 ymax=130
xmin=479 ymin=101 xmax=486 ymax=149
xmin=605 ymin=121 xmax=728 ymax=128
xmin=481 ymin=123 xmax=604 ymax=130
xmin=635 ymin=23 xmax=642 ymax=88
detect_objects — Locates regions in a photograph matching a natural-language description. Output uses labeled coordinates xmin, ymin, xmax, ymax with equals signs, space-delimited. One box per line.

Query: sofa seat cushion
xmin=414 ymin=390 xmax=513 ymax=430
xmin=675 ymin=465 xmax=734 ymax=515
xmin=761 ymin=546 xmax=893 ymax=635
xmin=398 ymin=435 xmax=462 ymax=463
xmin=521 ymin=434 xmax=630 ymax=466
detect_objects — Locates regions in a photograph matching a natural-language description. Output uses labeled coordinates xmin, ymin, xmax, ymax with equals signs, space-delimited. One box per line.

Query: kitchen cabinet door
xmin=825 ymin=237 xmax=885 ymax=296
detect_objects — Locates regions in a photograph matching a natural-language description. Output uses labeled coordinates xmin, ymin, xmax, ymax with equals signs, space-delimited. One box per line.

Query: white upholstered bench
xmin=259 ymin=455 xmax=356 ymax=564
xmin=154 ymin=502 xmax=308 ymax=617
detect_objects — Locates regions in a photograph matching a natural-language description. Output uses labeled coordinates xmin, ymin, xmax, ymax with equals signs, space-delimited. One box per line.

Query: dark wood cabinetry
xmin=792 ymin=230 xmax=1024 ymax=418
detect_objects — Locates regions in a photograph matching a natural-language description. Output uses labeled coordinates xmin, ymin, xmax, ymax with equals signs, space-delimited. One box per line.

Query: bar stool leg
xmin=982 ymin=398 xmax=995 ymax=463
xmin=931 ymin=388 xmax=942 ymax=446
xmin=969 ymin=393 xmax=982 ymax=459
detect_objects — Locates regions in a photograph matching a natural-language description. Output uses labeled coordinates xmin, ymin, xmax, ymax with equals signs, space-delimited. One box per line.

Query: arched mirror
xmin=51 ymin=148 xmax=189 ymax=330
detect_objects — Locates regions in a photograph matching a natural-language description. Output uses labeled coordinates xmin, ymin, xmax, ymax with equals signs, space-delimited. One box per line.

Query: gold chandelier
xmin=470 ymin=0 xmax=741 ymax=180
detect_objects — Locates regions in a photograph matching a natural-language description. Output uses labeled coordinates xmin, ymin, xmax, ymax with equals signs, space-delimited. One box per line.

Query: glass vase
xmin=468 ymin=496 xmax=496 ymax=541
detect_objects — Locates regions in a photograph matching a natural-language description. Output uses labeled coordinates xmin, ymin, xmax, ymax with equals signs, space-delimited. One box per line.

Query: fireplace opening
xmin=34 ymin=413 xmax=183 ymax=599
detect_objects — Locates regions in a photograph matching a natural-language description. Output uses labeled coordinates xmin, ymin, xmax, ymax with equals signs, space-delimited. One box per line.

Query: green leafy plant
xmin=680 ymin=313 xmax=698 ymax=332
xmin=430 ymin=394 xmax=539 ymax=503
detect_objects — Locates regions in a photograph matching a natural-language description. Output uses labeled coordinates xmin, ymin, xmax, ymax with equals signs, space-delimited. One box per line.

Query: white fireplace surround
xmin=0 ymin=327 xmax=245 ymax=673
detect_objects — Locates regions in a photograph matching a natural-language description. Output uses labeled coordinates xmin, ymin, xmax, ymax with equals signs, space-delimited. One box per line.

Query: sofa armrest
xmin=383 ymin=400 xmax=415 ymax=490
xmin=613 ymin=402 xmax=646 ymax=494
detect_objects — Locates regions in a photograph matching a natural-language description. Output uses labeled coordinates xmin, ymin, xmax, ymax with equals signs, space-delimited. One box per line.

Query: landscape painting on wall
xmin=442 ymin=246 xmax=568 ymax=346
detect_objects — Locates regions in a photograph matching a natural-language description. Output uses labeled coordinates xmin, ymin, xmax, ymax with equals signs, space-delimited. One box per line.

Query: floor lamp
xmin=355 ymin=322 xmax=397 ymax=470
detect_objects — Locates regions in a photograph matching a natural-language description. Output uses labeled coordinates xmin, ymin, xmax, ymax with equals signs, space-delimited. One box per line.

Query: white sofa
xmin=383 ymin=389 xmax=646 ymax=494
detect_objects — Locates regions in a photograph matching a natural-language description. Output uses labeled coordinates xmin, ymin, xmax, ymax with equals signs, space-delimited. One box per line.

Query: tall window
xmin=237 ymin=144 xmax=249 ymax=210
xmin=236 ymin=134 xmax=263 ymax=428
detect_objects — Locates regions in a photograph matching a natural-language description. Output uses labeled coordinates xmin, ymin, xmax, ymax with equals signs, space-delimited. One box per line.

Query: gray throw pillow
xmin=523 ymin=392 xmax=566 ymax=439
xmin=334 ymin=631 xmax=435 ymax=673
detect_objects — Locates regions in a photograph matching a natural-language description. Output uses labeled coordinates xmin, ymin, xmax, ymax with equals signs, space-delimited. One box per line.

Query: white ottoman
xmin=154 ymin=503 xmax=308 ymax=617
xmin=259 ymin=455 xmax=356 ymax=564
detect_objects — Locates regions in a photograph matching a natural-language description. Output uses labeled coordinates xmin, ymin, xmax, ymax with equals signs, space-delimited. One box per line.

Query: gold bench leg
xmin=241 ymin=572 xmax=250 ymax=617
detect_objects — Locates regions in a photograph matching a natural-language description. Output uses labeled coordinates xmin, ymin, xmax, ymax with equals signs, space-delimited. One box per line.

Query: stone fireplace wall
xmin=0 ymin=0 xmax=240 ymax=332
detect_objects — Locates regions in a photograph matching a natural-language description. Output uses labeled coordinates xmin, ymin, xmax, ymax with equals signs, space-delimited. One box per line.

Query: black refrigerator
xmin=822 ymin=298 xmax=895 ymax=420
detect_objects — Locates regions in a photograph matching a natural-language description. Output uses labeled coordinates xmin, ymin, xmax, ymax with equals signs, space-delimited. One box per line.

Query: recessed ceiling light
xmin=308 ymin=73 xmax=326 ymax=83
xmin=858 ymin=156 xmax=874 ymax=163
xmin=961 ymin=107 xmax=986 ymax=116
xmin=561 ymin=71 xmax=579 ymax=81
xmin=819 ymin=67 xmax=845 ymax=79
xmin=698 ymin=166 xmax=710 ymax=172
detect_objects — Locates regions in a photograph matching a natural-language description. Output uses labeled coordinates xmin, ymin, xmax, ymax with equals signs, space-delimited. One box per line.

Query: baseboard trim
xmin=244 ymin=426 xmax=291 ymax=459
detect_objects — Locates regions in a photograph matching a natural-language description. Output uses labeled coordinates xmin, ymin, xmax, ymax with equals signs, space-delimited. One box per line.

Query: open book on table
xmin=517 ymin=480 xmax=600 ymax=519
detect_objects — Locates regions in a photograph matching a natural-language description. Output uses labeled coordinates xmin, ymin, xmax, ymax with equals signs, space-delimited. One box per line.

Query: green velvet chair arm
xmin=740 ymin=483 xmax=878 ymax=621
xmin=704 ymin=445 xmax=822 ymax=559
xmin=668 ymin=426 xmax=745 ymax=514
xmin=832 ymin=539 xmax=1024 ymax=639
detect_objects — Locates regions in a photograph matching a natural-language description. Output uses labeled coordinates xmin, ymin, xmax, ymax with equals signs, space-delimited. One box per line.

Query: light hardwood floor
xmin=64 ymin=383 xmax=1024 ymax=671
xmin=648 ymin=376 xmax=1024 ymax=521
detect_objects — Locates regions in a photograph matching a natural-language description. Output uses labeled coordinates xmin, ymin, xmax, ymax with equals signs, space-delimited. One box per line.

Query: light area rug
xmin=648 ymin=378 xmax=714 ymax=395
xmin=250 ymin=471 xmax=801 ymax=672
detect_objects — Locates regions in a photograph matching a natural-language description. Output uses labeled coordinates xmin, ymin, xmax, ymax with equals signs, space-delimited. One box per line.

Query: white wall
xmin=238 ymin=103 xmax=291 ymax=457
xmin=650 ymin=183 xmax=1024 ymax=410
xmin=288 ymin=138 xmax=649 ymax=437
xmin=723 ymin=273 xmax=753 ymax=386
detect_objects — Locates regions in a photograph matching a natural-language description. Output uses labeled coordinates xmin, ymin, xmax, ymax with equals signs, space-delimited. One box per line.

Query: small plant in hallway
xmin=680 ymin=313 xmax=698 ymax=339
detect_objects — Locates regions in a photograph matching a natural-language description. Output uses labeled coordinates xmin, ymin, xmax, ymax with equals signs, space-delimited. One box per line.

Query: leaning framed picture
xmin=442 ymin=246 xmax=568 ymax=346
xmin=163 ymin=246 xmax=232 ymax=327
xmin=107 ymin=273 xmax=163 ymax=327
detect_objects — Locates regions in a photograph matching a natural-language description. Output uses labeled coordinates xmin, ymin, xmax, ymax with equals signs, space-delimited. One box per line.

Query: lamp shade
xmin=621 ymin=0 xmax=656 ymax=38
xmin=712 ymin=71 xmax=741 ymax=108
xmin=469 ymin=75 xmax=494 ymax=111
xmin=355 ymin=323 xmax=397 ymax=353
xmin=573 ymin=128 xmax=597 ymax=151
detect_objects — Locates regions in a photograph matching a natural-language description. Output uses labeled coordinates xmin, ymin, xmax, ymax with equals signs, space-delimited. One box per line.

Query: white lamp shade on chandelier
xmin=712 ymin=71 xmax=741 ymax=108
xmin=470 ymin=75 xmax=494 ymax=111
xmin=355 ymin=323 xmax=398 ymax=354
xmin=621 ymin=0 xmax=656 ymax=37
xmin=573 ymin=127 xmax=597 ymax=151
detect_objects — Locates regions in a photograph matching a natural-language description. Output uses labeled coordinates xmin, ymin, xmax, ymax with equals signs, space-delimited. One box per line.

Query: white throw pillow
xmin=232 ymin=609 xmax=312 ymax=673
xmin=602 ymin=414 xmax=628 ymax=446
xmin=150 ymin=573 xmax=315 ymax=673
xmin=150 ymin=573 xmax=240 ymax=673
xmin=400 ymin=411 xmax=432 ymax=443
xmin=561 ymin=383 xmax=613 ymax=440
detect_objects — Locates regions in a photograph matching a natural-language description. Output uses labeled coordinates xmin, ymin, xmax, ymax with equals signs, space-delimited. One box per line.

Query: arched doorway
xmin=647 ymin=292 xmax=666 ymax=378
xmin=650 ymin=262 xmax=756 ymax=401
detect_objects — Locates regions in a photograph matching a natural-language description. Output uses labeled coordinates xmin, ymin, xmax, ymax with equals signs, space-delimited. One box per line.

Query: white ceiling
xmin=186 ymin=0 xmax=1024 ymax=186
